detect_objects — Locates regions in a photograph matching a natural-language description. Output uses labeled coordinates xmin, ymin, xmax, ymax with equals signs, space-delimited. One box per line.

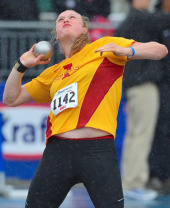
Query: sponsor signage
xmin=0 ymin=103 xmax=50 ymax=160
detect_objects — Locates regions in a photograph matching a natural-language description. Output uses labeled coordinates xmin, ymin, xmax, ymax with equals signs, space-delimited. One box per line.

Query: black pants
xmin=25 ymin=137 xmax=124 ymax=208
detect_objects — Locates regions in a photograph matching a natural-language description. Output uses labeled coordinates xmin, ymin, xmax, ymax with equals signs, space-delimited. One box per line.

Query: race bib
xmin=51 ymin=83 xmax=78 ymax=116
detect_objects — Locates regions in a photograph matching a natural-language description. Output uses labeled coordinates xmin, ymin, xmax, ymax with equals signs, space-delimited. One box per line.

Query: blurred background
xmin=0 ymin=0 xmax=170 ymax=207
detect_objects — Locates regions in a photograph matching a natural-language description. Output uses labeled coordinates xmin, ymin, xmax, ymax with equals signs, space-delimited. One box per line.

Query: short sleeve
xmin=96 ymin=37 xmax=136 ymax=65
xmin=25 ymin=65 xmax=58 ymax=104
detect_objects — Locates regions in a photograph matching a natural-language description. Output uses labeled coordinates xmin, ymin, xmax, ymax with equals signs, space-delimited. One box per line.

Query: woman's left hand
xmin=94 ymin=43 xmax=131 ymax=57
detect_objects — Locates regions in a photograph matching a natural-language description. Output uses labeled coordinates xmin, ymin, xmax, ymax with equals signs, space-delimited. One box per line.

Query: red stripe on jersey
xmin=76 ymin=58 xmax=124 ymax=128
xmin=46 ymin=115 xmax=52 ymax=138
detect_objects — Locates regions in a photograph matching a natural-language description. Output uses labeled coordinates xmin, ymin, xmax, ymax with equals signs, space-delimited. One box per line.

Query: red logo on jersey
xmin=62 ymin=63 xmax=73 ymax=79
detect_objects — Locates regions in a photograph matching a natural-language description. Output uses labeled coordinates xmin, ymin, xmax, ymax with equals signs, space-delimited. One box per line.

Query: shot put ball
xmin=34 ymin=41 xmax=53 ymax=61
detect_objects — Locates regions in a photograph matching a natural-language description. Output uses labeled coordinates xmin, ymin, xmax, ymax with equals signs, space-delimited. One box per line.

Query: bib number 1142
xmin=51 ymin=83 xmax=78 ymax=116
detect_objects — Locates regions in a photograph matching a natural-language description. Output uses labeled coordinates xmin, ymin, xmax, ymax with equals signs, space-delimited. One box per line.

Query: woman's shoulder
xmin=90 ymin=36 xmax=133 ymax=46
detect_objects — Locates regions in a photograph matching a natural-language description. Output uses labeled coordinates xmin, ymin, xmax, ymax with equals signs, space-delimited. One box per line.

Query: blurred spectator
xmin=52 ymin=0 xmax=111 ymax=20
xmin=36 ymin=0 xmax=57 ymax=21
xmin=76 ymin=0 xmax=111 ymax=20
xmin=0 ymin=0 xmax=39 ymax=20
xmin=52 ymin=0 xmax=78 ymax=15
xmin=36 ymin=0 xmax=54 ymax=13
xmin=115 ymin=0 xmax=162 ymax=201
xmin=89 ymin=15 xmax=115 ymax=42
xmin=148 ymin=0 xmax=170 ymax=195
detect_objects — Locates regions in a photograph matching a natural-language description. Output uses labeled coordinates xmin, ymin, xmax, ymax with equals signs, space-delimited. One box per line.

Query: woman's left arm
xmin=94 ymin=41 xmax=168 ymax=60
xmin=129 ymin=41 xmax=168 ymax=60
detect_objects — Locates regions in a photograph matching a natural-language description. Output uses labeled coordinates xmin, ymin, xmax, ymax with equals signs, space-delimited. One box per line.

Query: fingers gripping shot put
xmin=2 ymin=10 xmax=168 ymax=208
xmin=34 ymin=41 xmax=53 ymax=61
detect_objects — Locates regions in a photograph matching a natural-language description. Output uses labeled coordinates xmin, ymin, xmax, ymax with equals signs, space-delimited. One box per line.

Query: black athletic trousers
xmin=25 ymin=137 xmax=124 ymax=208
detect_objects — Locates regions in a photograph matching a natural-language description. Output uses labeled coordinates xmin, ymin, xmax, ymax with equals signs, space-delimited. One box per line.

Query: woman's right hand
xmin=20 ymin=44 xmax=50 ymax=68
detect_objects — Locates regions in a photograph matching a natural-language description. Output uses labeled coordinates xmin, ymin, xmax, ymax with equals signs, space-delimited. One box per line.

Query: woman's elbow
xmin=164 ymin=45 xmax=168 ymax=57
xmin=3 ymin=97 xmax=17 ymax=107
xmin=158 ymin=45 xmax=168 ymax=60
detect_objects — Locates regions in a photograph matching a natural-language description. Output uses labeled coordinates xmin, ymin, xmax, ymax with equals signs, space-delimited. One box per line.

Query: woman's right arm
xmin=3 ymin=68 xmax=33 ymax=107
xmin=3 ymin=44 xmax=50 ymax=107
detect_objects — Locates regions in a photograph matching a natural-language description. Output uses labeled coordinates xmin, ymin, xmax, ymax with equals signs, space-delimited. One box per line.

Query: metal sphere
xmin=34 ymin=41 xmax=53 ymax=61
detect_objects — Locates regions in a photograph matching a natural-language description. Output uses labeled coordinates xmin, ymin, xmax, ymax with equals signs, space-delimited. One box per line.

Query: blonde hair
xmin=51 ymin=12 xmax=90 ymax=58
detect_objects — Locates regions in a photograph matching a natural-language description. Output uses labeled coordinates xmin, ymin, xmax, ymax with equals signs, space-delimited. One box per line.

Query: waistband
xmin=49 ymin=135 xmax=114 ymax=141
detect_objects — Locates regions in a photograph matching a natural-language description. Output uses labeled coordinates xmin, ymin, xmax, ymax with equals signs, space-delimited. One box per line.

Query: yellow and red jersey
xmin=25 ymin=36 xmax=134 ymax=143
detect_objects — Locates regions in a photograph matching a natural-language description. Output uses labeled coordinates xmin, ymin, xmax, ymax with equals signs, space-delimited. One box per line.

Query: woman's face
xmin=141 ymin=0 xmax=151 ymax=10
xmin=56 ymin=10 xmax=87 ymax=41
xmin=162 ymin=0 xmax=170 ymax=13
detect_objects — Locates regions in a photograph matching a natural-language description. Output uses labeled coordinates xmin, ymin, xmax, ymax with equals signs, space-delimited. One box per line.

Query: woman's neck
xmin=60 ymin=36 xmax=76 ymax=58
xmin=60 ymin=33 xmax=90 ymax=59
